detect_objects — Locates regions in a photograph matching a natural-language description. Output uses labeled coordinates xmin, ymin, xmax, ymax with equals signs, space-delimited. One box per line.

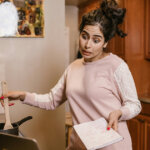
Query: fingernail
xmin=107 ymin=127 xmax=110 ymax=130
xmin=9 ymin=103 xmax=15 ymax=106
xmin=0 ymin=96 xmax=4 ymax=99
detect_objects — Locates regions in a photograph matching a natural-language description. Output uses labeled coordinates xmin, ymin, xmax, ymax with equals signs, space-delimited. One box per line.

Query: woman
xmin=1 ymin=0 xmax=141 ymax=149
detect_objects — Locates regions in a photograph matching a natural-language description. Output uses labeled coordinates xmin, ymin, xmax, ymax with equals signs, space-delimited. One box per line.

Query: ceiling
xmin=65 ymin=0 xmax=91 ymax=7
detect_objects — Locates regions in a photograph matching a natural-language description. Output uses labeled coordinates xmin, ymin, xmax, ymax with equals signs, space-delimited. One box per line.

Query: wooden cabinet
xmin=127 ymin=101 xmax=150 ymax=150
xmin=143 ymin=116 xmax=150 ymax=150
xmin=127 ymin=117 xmax=141 ymax=150
xmin=145 ymin=0 xmax=150 ymax=59
xmin=106 ymin=29 xmax=125 ymax=60
xmin=127 ymin=115 xmax=149 ymax=150
xmin=65 ymin=112 xmax=73 ymax=147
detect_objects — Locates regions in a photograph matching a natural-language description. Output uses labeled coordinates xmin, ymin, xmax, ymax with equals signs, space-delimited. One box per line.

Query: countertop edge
xmin=139 ymin=97 xmax=150 ymax=104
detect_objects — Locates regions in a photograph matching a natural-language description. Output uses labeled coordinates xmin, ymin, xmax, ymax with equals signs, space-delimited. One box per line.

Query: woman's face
xmin=79 ymin=25 xmax=107 ymax=62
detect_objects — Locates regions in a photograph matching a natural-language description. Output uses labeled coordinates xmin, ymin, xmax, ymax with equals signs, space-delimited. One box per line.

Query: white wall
xmin=65 ymin=5 xmax=79 ymax=62
xmin=65 ymin=5 xmax=79 ymax=112
xmin=0 ymin=0 xmax=66 ymax=149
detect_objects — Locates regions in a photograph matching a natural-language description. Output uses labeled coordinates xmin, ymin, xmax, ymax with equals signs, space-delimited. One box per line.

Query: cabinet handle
xmin=138 ymin=119 xmax=145 ymax=123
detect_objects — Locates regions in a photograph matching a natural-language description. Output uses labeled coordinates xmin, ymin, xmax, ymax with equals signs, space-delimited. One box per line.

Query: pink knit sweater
xmin=23 ymin=53 xmax=141 ymax=150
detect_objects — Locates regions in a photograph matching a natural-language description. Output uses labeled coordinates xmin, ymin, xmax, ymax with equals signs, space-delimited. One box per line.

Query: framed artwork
xmin=0 ymin=0 xmax=44 ymax=37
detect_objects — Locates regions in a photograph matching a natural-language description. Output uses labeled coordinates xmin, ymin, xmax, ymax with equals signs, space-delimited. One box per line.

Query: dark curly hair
xmin=79 ymin=0 xmax=127 ymax=42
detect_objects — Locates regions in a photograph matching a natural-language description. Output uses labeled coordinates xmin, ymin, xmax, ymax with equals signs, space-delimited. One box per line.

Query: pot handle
xmin=16 ymin=116 xmax=32 ymax=126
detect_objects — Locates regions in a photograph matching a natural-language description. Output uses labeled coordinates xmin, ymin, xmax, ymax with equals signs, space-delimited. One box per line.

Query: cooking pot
xmin=0 ymin=116 xmax=32 ymax=136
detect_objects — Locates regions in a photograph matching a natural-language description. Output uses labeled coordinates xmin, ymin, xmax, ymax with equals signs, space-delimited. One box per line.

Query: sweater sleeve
xmin=23 ymin=68 xmax=68 ymax=110
xmin=114 ymin=62 xmax=142 ymax=121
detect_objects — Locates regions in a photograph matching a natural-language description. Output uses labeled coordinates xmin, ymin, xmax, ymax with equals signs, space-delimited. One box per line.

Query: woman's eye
xmin=93 ymin=39 xmax=100 ymax=43
xmin=82 ymin=34 xmax=88 ymax=40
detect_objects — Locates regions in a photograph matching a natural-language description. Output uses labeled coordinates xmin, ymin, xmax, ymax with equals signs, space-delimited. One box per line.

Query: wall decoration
xmin=0 ymin=0 xmax=44 ymax=37
xmin=0 ymin=1 xmax=18 ymax=37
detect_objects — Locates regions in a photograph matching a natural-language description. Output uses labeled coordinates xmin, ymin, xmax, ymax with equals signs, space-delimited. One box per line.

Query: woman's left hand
xmin=107 ymin=110 xmax=122 ymax=131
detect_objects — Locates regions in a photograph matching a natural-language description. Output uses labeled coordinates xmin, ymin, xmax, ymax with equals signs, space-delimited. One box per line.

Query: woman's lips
xmin=82 ymin=50 xmax=91 ymax=56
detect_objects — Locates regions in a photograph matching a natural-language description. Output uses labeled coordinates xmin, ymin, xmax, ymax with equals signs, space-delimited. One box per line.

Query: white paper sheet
xmin=74 ymin=118 xmax=123 ymax=150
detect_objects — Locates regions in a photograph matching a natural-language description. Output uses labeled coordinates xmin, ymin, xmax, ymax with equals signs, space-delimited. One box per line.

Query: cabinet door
xmin=105 ymin=0 xmax=125 ymax=60
xmin=145 ymin=0 xmax=150 ymax=59
xmin=127 ymin=118 xmax=141 ymax=150
xmin=144 ymin=122 xmax=150 ymax=150
xmin=142 ymin=116 xmax=150 ymax=150
xmin=137 ymin=114 xmax=150 ymax=150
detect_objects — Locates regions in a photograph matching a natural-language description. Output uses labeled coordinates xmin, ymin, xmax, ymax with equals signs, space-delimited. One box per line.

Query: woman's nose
xmin=85 ymin=39 xmax=91 ymax=49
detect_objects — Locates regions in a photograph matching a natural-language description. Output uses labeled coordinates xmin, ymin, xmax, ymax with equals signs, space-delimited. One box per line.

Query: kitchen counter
xmin=138 ymin=95 xmax=150 ymax=116
xmin=139 ymin=94 xmax=150 ymax=104
xmin=140 ymin=97 xmax=150 ymax=104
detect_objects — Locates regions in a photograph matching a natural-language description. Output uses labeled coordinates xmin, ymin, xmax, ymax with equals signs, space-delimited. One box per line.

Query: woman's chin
xmin=83 ymin=57 xmax=93 ymax=62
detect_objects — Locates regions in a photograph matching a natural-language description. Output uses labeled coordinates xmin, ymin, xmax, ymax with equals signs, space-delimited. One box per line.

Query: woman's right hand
xmin=5 ymin=91 xmax=26 ymax=101
xmin=0 ymin=91 xmax=26 ymax=107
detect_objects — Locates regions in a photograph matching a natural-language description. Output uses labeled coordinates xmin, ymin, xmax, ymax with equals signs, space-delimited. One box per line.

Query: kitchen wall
xmin=65 ymin=5 xmax=79 ymax=112
xmin=65 ymin=5 xmax=79 ymax=62
xmin=0 ymin=0 xmax=67 ymax=149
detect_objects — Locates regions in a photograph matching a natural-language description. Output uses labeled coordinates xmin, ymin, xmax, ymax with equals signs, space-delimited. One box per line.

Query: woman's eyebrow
xmin=82 ymin=30 xmax=89 ymax=36
xmin=93 ymin=35 xmax=102 ymax=39
xmin=82 ymin=30 xmax=102 ymax=39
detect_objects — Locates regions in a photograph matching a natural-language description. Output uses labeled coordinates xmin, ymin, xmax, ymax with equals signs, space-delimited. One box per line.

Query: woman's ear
xmin=103 ymin=42 xmax=108 ymax=48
